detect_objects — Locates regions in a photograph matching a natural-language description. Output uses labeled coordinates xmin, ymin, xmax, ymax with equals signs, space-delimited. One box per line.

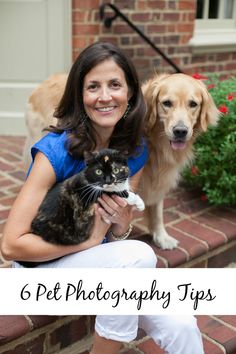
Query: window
xmin=189 ymin=0 xmax=236 ymax=53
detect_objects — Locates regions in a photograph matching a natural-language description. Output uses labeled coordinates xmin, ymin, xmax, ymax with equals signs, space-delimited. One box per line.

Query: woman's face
xmin=83 ymin=59 xmax=130 ymax=134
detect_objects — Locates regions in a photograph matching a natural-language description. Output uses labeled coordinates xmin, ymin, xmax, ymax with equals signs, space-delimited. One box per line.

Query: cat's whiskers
xmin=80 ymin=186 xmax=102 ymax=206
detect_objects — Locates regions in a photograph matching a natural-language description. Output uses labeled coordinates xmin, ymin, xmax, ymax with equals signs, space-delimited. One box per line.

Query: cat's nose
xmin=105 ymin=175 xmax=113 ymax=184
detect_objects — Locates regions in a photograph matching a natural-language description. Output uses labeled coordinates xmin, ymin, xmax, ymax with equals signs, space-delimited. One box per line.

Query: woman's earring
xmin=123 ymin=103 xmax=131 ymax=120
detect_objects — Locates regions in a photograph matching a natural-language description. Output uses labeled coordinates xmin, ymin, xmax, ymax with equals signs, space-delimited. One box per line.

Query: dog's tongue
xmin=170 ymin=141 xmax=187 ymax=150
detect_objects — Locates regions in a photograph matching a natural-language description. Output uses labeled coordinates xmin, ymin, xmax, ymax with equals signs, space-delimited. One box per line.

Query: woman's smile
xmin=95 ymin=106 xmax=117 ymax=113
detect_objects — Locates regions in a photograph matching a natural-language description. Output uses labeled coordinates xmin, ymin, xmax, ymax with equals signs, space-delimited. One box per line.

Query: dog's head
xmin=143 ymin=73 xmax=220 ymax=150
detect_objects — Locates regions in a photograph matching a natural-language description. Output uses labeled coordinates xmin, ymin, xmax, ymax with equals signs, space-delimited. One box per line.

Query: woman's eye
xmin=113 ymin=168 xmax=120 ymax=174
xmin=87 ymin=84 xmax=98 ymax=91
xmin=189 ymin=100 xmax=198 ymax=108
xmin=111 ymin=81 xmax=121 ymax=89
xmin=95 ymin=169 xmax=103 ymax=175
xmin=162 ymin=100 xmax=172 ymax=108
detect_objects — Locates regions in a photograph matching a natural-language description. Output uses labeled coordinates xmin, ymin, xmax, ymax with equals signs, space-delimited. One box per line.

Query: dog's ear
xmin=142 ymin=74 xmax=170 ymax=134
xmin=197 ymin=80 xmax=221 ymax=132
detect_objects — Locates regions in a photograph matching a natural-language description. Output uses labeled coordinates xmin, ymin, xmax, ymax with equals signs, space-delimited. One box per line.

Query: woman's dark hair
xmin=49 ymin=42 xmax=146 ymax=157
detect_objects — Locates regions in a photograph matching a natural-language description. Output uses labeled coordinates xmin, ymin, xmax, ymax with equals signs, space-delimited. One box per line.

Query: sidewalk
xmin=0 ymin=135 xmax=236 ymax=354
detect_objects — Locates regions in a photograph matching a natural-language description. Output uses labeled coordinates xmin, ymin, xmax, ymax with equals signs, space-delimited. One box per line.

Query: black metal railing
xmin=100 ymin=3 xmax=182 ymax=73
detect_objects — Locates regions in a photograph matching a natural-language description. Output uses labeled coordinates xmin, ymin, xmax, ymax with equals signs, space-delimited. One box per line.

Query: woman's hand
xmin=86 ymin=203 xmax=111 ymax=246
xmin=97 ymin=194 xmax=133 ymax=236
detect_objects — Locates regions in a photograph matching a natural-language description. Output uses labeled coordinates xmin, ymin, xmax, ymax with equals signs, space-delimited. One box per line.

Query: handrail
xmin=99 ymin=3 xmax=182 ymax=73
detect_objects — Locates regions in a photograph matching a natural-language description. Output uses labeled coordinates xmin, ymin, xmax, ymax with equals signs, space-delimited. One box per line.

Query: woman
xmin=1 ymin=42 xmax=204 ymax=354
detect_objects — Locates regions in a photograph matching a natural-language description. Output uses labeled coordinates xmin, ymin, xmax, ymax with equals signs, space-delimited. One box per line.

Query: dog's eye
xmin=189 ymin=100 xmax=198 ymax=108
xmin=162 ymin=100 xmax=172 ymax=108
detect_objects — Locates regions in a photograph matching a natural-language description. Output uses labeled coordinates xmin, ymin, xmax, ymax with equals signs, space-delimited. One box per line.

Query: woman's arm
xmin=0 ymin=152 xmax=109 ymax=262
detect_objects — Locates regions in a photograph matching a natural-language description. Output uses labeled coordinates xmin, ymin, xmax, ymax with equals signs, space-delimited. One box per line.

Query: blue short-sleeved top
xmin=28 ymin=131 xmax=148 ymax=181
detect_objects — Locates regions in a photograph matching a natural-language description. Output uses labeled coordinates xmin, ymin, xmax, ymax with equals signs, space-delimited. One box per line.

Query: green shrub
xmin=182 ymin=75 xmax=236 ymax=205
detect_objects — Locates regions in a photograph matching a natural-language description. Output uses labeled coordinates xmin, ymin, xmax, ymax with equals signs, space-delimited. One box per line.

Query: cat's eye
xmin=95 ymin=169 xmax=103 ymax=175
xmin=113 ymin=167 xmax=120 ymax=174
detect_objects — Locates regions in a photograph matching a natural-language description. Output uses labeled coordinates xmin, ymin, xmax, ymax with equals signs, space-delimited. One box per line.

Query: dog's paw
xmin=153 ymin=232 xmax=179 ymax=250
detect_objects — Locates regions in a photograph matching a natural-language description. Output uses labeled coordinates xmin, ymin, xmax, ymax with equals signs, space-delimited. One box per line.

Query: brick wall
xmin=72 ymin=0 xmax=236 ymax=81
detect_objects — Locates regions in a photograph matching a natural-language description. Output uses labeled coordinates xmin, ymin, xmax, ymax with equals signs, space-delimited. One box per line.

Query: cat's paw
xmin=135 ymin=199 xmax=145 ymax=211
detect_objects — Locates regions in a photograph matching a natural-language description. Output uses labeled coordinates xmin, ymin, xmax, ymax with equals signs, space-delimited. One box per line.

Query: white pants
xmin=14 ymin=240 xmax=204 ymax=354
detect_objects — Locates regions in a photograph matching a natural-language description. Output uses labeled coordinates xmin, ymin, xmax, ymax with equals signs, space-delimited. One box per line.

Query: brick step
xmin=0 ymin=315 xmax=236 ymax=354
xmin=0 ymin=136 xmax=236 ymax=353
xmin=132 ymin=187 xmax=236 ymax=268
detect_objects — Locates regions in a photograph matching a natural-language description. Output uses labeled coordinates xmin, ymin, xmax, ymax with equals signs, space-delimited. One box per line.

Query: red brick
xmin=0 ymin=197 xmax=16 ymax=206
xmin=163 ymin=13 xmax=180 ymax=21
xmin=0 ymin=161 xmax=14 ymax=172
xmin=163 ymin=197 xmax=180 ymax=209
xmin=115 ymin=0 xmax=135 ymax=9
xmin=193 ymin=213 xmax=236 ymax=241
xmin=163 ymin=211 xmax=180 ymax=223
xmin=208 ymin=325 xmax=236 ymax=343
xmin=179 ymin=0 xmax=196 ymax=10
xmin=147 ymin=0 xmax=166 ymax=9
xmin=73 ymin=0 xmax=99 ymax=10
xmin=177 ymin=23 xmax=194 ymax=33
xmin=50 ymin=316 xmax=88 ymax=349
xmin=140 ymin=232 xmax=188 ymax=268
xmin=138 ymin=337 xmax=165 ymax=353
xmin=3 ymin=334 xmax=46 ymax=354
xmin=73 ymin=24 xmax=100 ymax=36
xmin=173 ymin=219 xmax=227 ymax=249
xmin=167 ymin=226 xmax=208 ymax=259
xmin=131 ymin=13 xmax=151 ymax=22
xmin=208 ymin=244 xmax=236 ymax=268
xmin=9 ymin=171 xmax=26 ymax=182
xmin=72 ymin=11 xmax=86 ymax=22
xmin=217 ymin=316 xmax=236 ymax=327
xmin=202 ymin=337 xmax=225 ymax=354
xmin=210 ymin=207 xmax=236 ymax=225
xmin=0 ymin=316 xmax=31 ymax=344
xmin=0 ymin=209 xmax=10 ymax=222
xmin=29 ymin=315 xmax=59 ymax=329
xmin=176 ymin=198 xmax=211 ymax=215
xmin=147 ymin=25 xmax=166 ymax=33
xmin=113 ymin=25 xmax=134 ymax=34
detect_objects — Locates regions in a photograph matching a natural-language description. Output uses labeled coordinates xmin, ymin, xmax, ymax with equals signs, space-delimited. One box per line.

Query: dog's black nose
xmin=173 ymin=126 xmax=188 ymax=139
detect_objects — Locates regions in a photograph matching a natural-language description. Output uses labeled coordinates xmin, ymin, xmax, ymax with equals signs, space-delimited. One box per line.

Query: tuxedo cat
xmin=27 ymin=148 xmax=145 ymax=246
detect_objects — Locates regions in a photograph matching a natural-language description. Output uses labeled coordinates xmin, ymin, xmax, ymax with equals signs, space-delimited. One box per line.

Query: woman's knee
xmin=123 ymin=240 xmax=157 ymax=268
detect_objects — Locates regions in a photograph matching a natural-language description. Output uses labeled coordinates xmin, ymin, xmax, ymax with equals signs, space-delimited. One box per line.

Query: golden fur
xmin=140 ymin=73 xmax=220 ymax=248
xmin=23 ymin=72 xmax=220 ymax=249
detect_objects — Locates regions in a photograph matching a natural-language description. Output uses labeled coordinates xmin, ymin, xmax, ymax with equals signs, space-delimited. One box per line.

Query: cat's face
xmin=85 ymin=149 xmax=129 ymax=192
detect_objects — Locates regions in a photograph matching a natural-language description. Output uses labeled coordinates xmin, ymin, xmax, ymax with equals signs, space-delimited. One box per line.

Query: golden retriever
xmin=140 ymin=73 xmax=219 ymax=249
xmin=23 ymin=73 xmax=220 ymax=249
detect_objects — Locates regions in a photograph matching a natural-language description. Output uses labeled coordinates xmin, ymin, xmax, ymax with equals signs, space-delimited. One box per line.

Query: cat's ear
xmin=83 ymin=151 xmax=98 ymax=165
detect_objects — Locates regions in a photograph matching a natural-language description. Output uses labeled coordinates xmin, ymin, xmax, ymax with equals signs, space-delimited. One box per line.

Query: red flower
xmin=218 ymin=105 xmax=228 ymax=114
xmin=191 ymin=166 xmax=199 ymax=176
xmin=200 ymin=194 xmax=208 ymax=202
xmin=207 ymin=84 xmax=215 ymax=89
xmin=227 ymin=94 xmax=235 ymax=101
xmin=192 ymin=73 xmax=208 ymax=80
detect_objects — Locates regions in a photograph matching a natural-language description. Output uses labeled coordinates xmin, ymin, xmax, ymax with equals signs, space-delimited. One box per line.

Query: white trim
xmin=0 ymin=111 xmax=24 ymax=118
xmin=190 ymin=0 xmax=236 ymax=54
xmin=0 ymin=83 xmax=39 ymax=89
xmin=189 ymin=28 xmax=236 ymax=53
